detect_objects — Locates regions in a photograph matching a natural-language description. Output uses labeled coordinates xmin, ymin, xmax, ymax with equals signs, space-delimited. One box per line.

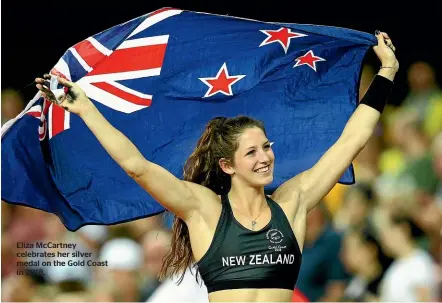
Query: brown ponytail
xmin=159 ymin=116 xmax=265 ymax=283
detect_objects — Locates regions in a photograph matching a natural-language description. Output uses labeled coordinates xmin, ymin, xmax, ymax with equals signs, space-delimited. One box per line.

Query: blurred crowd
xmin=1 ymin=60 xmax=442 ymax=302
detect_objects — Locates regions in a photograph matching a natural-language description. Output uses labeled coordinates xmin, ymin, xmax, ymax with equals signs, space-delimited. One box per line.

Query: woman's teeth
xmin=255 ymin=166 xmax=269 ymax=173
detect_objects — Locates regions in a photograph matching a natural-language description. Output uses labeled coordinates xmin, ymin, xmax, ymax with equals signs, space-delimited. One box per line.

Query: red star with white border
xmin=199 ymin=63 xmax=246 ymax=98
xmin=293 ymin=50 xmax=326 ymax=72
xmin=259 ymin=27 xmax=307 ymax=54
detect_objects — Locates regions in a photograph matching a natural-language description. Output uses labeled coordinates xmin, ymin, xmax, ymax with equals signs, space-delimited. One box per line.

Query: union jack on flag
xmin=1 ymin=7 xmax=377 ymax=230
xmin=25 ymin=8 xmax=180 ymax=141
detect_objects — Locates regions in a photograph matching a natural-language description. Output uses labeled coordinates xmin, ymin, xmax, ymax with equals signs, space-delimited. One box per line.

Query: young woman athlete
xmin=36 ymin=31 xmax=398 ymax=302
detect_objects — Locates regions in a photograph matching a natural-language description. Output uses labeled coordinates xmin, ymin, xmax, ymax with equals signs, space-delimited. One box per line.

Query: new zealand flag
xmin=1 ymin=8 xmax=376 ymax=230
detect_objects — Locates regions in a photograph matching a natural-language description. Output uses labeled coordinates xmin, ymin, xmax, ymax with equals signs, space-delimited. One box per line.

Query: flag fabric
xmin=1 ymin=8 xmax=377 ymax=231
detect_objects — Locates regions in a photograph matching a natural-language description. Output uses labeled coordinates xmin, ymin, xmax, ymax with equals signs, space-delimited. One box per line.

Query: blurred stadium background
xmin=2 ymin=1 xmax=441 ymax=302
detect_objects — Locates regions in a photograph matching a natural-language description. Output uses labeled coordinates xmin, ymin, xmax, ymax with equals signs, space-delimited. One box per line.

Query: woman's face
xmin=229 ymin=127 xmax=275 ymax=187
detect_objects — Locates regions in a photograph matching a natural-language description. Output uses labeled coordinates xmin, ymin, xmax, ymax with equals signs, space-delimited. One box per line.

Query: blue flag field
xmin=1 ymin=8 xmax=377 ymax=230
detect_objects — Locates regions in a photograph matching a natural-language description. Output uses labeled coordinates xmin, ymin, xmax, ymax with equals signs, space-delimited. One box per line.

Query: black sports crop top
xmin=197 ymin=195 xmax=302 ymax=293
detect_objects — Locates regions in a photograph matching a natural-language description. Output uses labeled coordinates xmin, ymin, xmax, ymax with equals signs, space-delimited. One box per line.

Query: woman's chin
xmin=253 ymin=173 xmax=273 ymax=186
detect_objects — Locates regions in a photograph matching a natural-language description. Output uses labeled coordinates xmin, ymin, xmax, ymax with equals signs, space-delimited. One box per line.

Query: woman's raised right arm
xmin=35 ymin=75 xmax=217 ymax=220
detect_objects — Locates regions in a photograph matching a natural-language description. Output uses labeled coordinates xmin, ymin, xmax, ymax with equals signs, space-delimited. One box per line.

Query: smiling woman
xmin=34 ymin=30 xmax=397 ymax=301
xmin=161 ymin=116 xmax=284 ymax=288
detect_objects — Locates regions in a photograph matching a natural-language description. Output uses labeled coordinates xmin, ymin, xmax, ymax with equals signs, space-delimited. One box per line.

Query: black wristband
xmin=359 ymin=75 xmax=393 ymax=113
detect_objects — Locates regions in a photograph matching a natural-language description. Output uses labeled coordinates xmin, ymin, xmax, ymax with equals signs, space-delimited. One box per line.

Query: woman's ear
xmin=219 ymin=158 xmax=235 ymax=175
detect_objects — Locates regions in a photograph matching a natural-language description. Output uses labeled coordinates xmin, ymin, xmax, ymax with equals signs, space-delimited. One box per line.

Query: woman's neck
xmin=228 ymin=184 xmax=266 ymax=216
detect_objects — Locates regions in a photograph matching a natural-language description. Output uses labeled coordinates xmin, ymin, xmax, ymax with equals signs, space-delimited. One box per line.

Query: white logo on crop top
xmin=220 ymin=229 xmax=295 ymax=267
xmin=267 ymin=229 xmax=283 ymax=243
xmin=266 ymin=229 xmax=286 ymax=252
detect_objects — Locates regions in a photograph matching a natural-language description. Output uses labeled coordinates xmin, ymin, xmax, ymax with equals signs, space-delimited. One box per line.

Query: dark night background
xmin=2 ymin=0 xmax=441 ymax=105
